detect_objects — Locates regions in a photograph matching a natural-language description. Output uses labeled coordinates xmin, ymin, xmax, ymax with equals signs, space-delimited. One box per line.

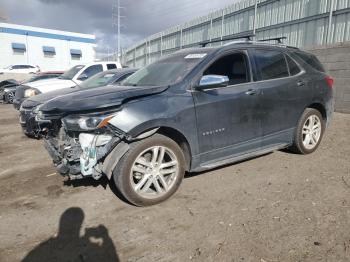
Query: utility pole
xmin=112 ymin=0 xmax=124 ymax=63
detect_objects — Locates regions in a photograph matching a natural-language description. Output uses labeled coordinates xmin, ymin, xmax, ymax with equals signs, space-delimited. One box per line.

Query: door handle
xmin=297 ymin=80 xmax=305 ymax=87
xmin=245 ymin=89 xmax=258 ymax=96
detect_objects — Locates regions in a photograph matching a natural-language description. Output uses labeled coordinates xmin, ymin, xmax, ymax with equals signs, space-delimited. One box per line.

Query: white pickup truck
xmin=13 ymin=61 xmax=121 ymax=109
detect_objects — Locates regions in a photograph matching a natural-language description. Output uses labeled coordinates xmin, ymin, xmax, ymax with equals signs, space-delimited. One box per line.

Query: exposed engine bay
xmin=44 ymin=126 xmax=123 ymax=180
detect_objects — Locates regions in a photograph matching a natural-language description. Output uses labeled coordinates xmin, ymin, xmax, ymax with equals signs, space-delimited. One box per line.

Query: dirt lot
xmin=0 ymin=104 xmax=349 ymax=262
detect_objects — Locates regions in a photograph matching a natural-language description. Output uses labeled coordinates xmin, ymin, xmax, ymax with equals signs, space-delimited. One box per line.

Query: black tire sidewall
xmin=5 ymin=92 xmax=14 ymax=103
xmin=113 ymin=134 xmax=186 ymax=206
xmin=294 ymin=108 xmax=325 ymax=154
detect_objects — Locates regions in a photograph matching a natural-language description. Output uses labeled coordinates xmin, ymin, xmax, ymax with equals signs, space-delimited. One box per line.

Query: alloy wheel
xmin=302 ymin=114 xmax=322 ymax=150
xmin=7 ymin=92 xmax=14 ymax=103
xmin=130 ymin=146 xmax=179 ymax=199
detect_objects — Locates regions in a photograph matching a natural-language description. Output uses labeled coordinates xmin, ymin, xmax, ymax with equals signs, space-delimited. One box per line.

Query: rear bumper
xmin=325 ymin=92 xmax=335 ymax=127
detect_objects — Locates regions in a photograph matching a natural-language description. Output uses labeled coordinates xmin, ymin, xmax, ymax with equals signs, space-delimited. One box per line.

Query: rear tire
xmin=290 ymin=108 xmax=325 ymax=154
xmin=112 ymin=134 xmax=186 ymax=206
xmin=5 ymin=92 xmax=14 ymax=104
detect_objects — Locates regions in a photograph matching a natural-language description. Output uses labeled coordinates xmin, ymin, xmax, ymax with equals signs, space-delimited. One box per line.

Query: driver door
xmin=192 ymin=51 xmax=263 ymax=164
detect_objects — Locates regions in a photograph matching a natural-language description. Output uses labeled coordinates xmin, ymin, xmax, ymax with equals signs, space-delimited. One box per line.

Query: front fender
xmin=108 ymin=92 xmax=199 ymax=156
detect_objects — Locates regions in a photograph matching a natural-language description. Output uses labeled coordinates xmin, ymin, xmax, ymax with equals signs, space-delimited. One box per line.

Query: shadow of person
xmin=22 ymin=207 xmax=119 ymax=262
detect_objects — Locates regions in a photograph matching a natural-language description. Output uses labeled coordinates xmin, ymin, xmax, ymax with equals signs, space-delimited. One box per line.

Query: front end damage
xmin=44 ymin=126 xmax=131 ymax=180
xmin=37 ymin=108 xmax=134 ymax=180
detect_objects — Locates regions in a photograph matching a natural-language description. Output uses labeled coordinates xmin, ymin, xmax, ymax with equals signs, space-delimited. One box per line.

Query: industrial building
xmin=0 ymin=22 xmax=96 ymax=71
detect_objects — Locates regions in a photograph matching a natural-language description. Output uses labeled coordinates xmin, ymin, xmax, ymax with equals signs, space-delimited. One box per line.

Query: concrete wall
xmin=307 ymin=42 xmax=350 ymax=113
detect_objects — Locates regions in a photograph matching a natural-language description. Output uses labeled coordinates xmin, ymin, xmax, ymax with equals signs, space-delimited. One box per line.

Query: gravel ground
xmin=0 ymin=104 xmax=349 ymax=262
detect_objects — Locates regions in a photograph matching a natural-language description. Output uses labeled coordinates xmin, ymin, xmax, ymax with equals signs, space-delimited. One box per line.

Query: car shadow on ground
xmin=21 ymin=207 xmax=120 ymax=262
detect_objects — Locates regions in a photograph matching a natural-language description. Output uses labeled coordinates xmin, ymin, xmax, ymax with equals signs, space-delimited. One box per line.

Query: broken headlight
xmin=62 ymin=112 xmax=118 ymax=131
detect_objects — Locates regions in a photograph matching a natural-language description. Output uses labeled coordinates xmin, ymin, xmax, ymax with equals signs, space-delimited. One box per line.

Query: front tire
xmin=291 ymin=108 xmax=325 ymax=154
xmin=112 ymin=134 xmax=186 ymax=206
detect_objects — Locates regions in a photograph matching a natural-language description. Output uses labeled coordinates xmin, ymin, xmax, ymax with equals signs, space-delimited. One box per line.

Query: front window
xmin=202 ymin=52 xmax=250 ymax=86
xmin=122 ymin=52 xmax=208 ymax=87
xmin=59 ymin=65 xmax=84 ymax=80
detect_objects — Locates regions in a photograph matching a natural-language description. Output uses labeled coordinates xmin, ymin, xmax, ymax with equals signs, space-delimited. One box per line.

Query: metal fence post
xmin=221 ymin=10 xmax=225 ymax=45
xmin=253 ymin=0 xmax=258 ymax=36
xmin=327 ymin=0 xmax=335 ymax=44
xmin=180 ymin=29 xmax=183 ymax=49
xmin=134 ymin=47 xmax=136 ymax=67
xmin=209 ymin=18 xmax=213 ymax=41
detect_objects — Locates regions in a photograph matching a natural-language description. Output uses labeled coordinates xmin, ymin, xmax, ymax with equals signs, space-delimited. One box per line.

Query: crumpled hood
xmin=40 ymin=84 xmax=169 ymax=114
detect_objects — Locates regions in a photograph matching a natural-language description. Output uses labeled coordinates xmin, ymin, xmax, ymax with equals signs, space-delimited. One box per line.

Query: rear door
xmin=192 ymin=50 xmax=263 ymax=164
xmin=250 ymin=48 xmax=307 ymax=147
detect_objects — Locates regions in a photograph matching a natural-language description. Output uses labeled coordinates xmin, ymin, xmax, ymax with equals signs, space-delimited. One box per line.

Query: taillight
xmin=325 ymin=76 xmax=334 ymax=88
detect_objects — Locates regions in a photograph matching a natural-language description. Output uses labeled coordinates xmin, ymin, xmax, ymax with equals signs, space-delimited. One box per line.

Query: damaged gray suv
xmin=36 ymin=37 xmax=334 ymax=206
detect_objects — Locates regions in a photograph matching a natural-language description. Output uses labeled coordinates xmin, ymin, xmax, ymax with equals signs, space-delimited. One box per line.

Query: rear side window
xmin=253 ymin=50 xmax=289 ymax=80
xmin=115 ymin=73 xmax=133 ymax=83
xmin=294 ymin=51 xmax=325 ymax=72
xmin=107 ymin=64 xmax=117 ymax=70
xmin=286 ymin=55 xmax=301 ymax=76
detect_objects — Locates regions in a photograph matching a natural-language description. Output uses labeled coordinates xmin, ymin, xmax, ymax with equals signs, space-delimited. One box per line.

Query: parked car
xmin=0 ymin=71 xmax=63 ymax=104
xmin=35 ymin=38 xmax=334 ymax=206
xmin=13 ymin=62 xmax=121 ymax=109
xmin=0 ymin=79 xmax=18 ymax=88
xmin=0 ymin=79 xmax=18 ymax=103
xmin=0 ymin=64 xmax=40 ymax=74
xmin=19 ymin=68 xmax=137 ymax=138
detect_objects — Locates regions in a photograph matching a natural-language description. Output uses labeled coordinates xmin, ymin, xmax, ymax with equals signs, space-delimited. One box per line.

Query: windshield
xmin=59 ymin=65 xmax=84 ymax=80
xmin=80 ymin=72 xmax=117 ymax=89
xmin=122 ymin=52 xmax=208 ymax=86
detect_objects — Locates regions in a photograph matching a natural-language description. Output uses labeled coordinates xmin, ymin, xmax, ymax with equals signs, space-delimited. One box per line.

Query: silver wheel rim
xmin=7 ymin=92 xmax=14 ymax=103
xmin=130 ymin=146 xmax=179 ymax=199
xmin=302 ymin=115 xmax=322 ymax=150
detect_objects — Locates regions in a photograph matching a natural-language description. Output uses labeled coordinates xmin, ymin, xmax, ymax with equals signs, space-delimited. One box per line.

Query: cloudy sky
xmin=0 ymin=0 xmax=238 ymax=57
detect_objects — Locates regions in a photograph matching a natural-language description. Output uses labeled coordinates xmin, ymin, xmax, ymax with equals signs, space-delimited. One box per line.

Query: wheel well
xmin=307 ymin=103 xmax=327 ymax=120
xmin=157 ymin=127 xmax=191 ymax=171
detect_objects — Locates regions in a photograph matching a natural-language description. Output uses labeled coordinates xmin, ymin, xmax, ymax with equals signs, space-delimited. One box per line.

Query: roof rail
xmin=258 ymin=36 xmax=287 ymax=44
xmin=199 ymin=33 xmax=255 ymax=47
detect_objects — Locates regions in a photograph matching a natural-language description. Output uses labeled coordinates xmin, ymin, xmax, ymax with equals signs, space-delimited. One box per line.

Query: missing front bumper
xmin=44 ymin=130 xmax=124 ymax=180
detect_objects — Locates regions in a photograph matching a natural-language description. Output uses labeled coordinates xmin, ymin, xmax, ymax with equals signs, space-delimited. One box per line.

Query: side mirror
xmin=78 ymin=73 xmax=88 ymax=81
xmin=197 ymin=75 xmax=229 ymax=90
